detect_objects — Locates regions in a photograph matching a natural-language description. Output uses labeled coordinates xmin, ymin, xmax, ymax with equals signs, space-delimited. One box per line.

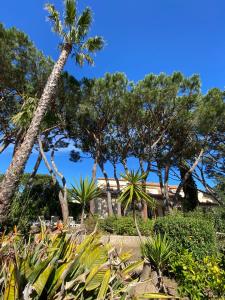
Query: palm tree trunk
xmin=0 ymin=44 xmax=71 ymax=222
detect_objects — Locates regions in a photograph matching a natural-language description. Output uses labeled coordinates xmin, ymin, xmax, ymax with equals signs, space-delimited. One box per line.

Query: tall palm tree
xmin=118 ymin=170 xmax=155 ymax=240
xmin=70 ymin=177 xmax=102 ymax=224
xmin=0 ymin=0 xmax=104 ymax=222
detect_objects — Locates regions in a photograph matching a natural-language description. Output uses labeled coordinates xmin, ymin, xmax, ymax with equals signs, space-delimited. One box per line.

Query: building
xmin=96 ymin=177 xmax=217 ymax=218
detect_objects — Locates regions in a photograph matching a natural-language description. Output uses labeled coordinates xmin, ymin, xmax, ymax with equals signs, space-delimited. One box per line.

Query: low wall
xmin=100 ymin=235 xmax=147 ymax=259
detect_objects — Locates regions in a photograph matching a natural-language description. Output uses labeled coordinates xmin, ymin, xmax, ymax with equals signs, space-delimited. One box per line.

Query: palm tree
xmin=118 ymin=170 xmax=155 ymax=240
xmin=70 ymin=177 xmax=102 ymax=224
xmin=0 ymin=0 xmax=104 ymax=222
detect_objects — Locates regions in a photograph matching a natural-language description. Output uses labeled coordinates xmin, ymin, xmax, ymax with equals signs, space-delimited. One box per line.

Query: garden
xmin=0 ymin=0 xmax=225 ymax=299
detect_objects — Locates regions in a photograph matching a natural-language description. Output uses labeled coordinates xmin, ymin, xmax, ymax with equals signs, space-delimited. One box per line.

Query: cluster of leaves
xmin=154 ymin=214 xmax=218 ymax=260
xmin=0 ymin=230 xmax=146 ymax=299
xmin=170 ymin=251 xmax=225 ymax=299
xmin=99 ymin=216 xmax=154 ymax=236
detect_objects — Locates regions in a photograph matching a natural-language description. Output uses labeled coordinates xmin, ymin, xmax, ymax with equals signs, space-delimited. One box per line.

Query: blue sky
xmin=1 ymin=0 xmax=224 ymax=186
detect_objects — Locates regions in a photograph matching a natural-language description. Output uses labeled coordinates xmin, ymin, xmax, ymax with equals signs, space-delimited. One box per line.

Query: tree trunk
xmin=90 ymin=155 xmax=98 ymax=215
xmin=26 ymin=151 xmax=42 ymax=187
xmin=122 ymin=158 xmax=128 ymax=173
xmin=164 ymin=164 xmax=171 ymax=213
xmin=38 ymin=137 xmax=56 ymax=183
xmin=99 ymin=162 xmax=113 ymax=216
xmin=113 ymin=162 xmax=121 ymax=217
xmin=50 ymin=149 xmax=69 ymax=224
xmin=39 ymin=137 xmax=69 ymax=224
xmin=0 ymin=44 xmax=71 ymax=222
xmin=81 ymin=206 xmax=85 ymax=224
xmin=139 ymin=158 xmax=149 ymax=221
xmin=173 ymin=149 xmax=204 ymax=206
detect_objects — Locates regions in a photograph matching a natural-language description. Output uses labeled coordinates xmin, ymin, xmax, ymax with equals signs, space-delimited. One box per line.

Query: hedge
xmin=100 ymin=216 xmax=154 ymax=236
xmin=154 ymin=214 xmax=218 ymax=260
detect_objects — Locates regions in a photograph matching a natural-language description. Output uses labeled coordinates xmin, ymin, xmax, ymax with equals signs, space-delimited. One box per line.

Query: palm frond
xmin=84 ymin=54 xmax=94 ymax=65
xmin=82 ymin=36 xmax=104 ymax=52
xmin=75 ymin=52 xmax=85 ymax=66
xmin=64 ymin=0 xmax=76 ymax=27
xmin=77 ymin=7 xmax=92 ymax=38
xmin=119 ymin=170 xmax=154 ymax=209
xmin=45 ymin=3 xmax=63 ymax=35
xmin=70 ymin=177 xmax=102 ymax=206
xmin=141 ymin=233 xmax=173 ymax=271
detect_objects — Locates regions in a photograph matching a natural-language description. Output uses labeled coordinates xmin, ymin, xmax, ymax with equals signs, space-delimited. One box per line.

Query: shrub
xmin=141 ymin=233 xmax=173 ymax=272
xmin=186 ymin=206 xmax=225 ymax=233
xmin=186 ymin=207 xmax=225 ymax=254
xmin=0 ymin=230 xmax=144 ymax=299
xmin=170 ymin=251 xmax=225 ymax=299
xmin=154 ymin=214 xmax=217 ymax=260
xmin=100 ymin=216 xmax=154 ymax=236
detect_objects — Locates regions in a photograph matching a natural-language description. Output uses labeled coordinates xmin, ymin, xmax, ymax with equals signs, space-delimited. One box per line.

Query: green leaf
xmin=121 ymin=260 xmax=143 ymax=276
xmin=97 ymin=269 xmax=111 ymax=300
xmin=3 ymin=263 xmax=19 ymax=300
xmin=32 ymin=261 xmax=55 ymax=296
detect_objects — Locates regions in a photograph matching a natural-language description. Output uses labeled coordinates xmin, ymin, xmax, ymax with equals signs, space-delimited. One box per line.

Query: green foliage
xmin=141 ymin=234 xmax=173 ymax=272
xmin=119 ymin=170 xmax=155 ymax=211
xmin=4 ymin=174 xmax=61 ymax=232
xmin=170 ymin=251 xmax=225 ymax=299
xmin=45 ymin=0 xmax=104 ymax=65
xmin=70 ymin=177 xmax=102 ymax=207
xmin=0 ymin=230 xmax=144 ymax=299
xmin=185 ymin=207 xmax=225 ymax=233
xmin=154 ymin=214 xmax=218 ymax=260
xmin=70 ymin=177 xmax=102 ymax=223
xmin=100 ymin=216 xmax=154 ymax=236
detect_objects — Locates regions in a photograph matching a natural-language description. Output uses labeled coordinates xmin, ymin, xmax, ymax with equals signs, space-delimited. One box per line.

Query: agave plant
xmin=141 ymin=233 xmax=173 ymax=293
xmin=70 ymin=177 xmax=102 ymax=223
xmin=118 ymin=170 xmax=155 ymax=240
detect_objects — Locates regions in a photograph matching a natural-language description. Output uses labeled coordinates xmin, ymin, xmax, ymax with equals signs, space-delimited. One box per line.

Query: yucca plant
xmin=119 ymin=170 xmax=155 ymax=240
xmin=70 ymin=177 xmax=102 ymax=223
xmin=141 ymin=233 xmax=173 ymax=293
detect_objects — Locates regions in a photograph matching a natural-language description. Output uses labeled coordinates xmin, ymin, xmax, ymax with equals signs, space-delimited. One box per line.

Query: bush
xmin=100 ymin=216 xmax=154 ymax=236
xmin=186 ymin=207 xmax=225 ymax=254
xmin=170 ymin=251 xmax=225 ymax=299
xmin=154 ymin=214 xmax=218 ymax=260
xmin=185 ymin=206 xmax=225 ymax=233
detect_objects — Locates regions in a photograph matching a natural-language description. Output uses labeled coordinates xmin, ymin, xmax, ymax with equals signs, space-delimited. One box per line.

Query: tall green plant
xmin=118 ymin=170 xmax=155 ymax=240
xmin=70 ymin=177 xmax=102 ymax=223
